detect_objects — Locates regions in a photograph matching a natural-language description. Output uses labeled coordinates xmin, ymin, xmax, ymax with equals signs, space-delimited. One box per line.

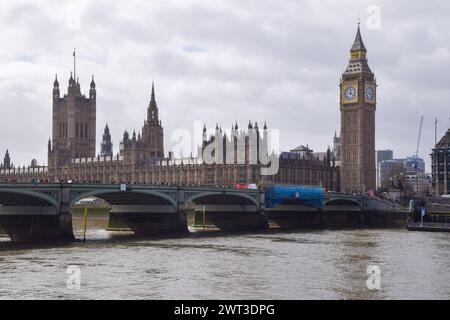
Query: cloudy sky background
xmin=0 ymin=0 xmax=449 ymax=170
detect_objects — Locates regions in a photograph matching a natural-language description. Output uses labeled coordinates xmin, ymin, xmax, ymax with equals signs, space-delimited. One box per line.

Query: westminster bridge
xmin=0 ymin=183 xmax=407 ymax=241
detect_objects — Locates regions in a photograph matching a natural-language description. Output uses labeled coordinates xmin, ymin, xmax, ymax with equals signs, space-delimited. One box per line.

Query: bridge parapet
xmin=323 ymin=194 xmax=405 ymax=211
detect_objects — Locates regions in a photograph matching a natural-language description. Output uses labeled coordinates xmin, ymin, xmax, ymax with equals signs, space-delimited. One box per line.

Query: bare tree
xmin=381 ymin=166 xmax=414 ymax=196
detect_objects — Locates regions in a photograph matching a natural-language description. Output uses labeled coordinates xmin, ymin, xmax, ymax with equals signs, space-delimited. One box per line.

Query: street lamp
xmin=179 ymin=169 xmax=183 ymax=186
xmin=62 ymin=165 xmax=69 ymax=182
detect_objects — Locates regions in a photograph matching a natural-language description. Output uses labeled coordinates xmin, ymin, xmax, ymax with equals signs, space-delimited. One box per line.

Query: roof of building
xmin=344 ymin=59 xmax=373 ymax=76
xmin=291 ymin=145 xmax=313 ymax=153
xmin=343 ymin=25 xmax=373 ymax=76
xmin=436 ymin=129 xmax=450 ymax=150
xmin=350 ymin=25 xmax=367 ymax=52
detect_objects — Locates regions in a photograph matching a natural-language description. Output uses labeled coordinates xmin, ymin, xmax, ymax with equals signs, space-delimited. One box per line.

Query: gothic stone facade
xmin=1 ymin=68 xmax=340 ymax=191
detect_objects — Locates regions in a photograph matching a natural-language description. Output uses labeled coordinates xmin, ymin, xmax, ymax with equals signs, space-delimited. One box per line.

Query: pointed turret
xmin=350 ymin=23 xmax=367 ymax=53
xmin=53 ymin=75 xmax=60 ymax=98
xmin=53 ymin=74 xmax=59 ymax=88
xmin=147 ymin=81 xmax=159 ymax=123
xmin=90 ymin=75 xmax=96 ymax=88
xmin=3 ymin=149 xmax=11 ymax=169
xmin=89 ymin=75 xmax=96 ymax=99
xmin=67 ymin=71 xmax=80 ymax=95
xmin=123 ymin=130 xmax=129 ymax=141
xmin=141 ymin=81 xmax=164 ymax=158
xmin=343 ymin=22 xmax=373 ymax=76
xmin=101 ymin=123 xmax=113 ymax=157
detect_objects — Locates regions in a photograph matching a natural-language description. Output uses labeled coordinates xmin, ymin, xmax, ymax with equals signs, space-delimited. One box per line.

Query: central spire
xmin=151 ymin=81 xmax=155 ymax=102
xmin=348 ymin=20 xmax=369 ymax=64
xmin=147 ymin=81 xmax=159 ymax=123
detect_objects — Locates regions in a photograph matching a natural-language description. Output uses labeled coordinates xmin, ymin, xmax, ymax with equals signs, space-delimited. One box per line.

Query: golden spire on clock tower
xmin=350 ymin=20 xmax=367 ymax=60
xmin=343 ymin=22 xmax=373 ymax=77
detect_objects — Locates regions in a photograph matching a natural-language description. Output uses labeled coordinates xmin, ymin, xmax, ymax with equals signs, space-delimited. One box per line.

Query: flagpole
xmin=73 ymin=48 xmax=76 ymax=80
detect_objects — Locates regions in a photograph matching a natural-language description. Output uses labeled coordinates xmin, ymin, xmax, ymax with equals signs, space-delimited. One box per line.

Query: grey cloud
xmin=0 ymin=0 xmax=449 ymax=171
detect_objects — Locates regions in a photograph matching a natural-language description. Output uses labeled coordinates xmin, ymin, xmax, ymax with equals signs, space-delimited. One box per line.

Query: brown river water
xmin=0 ymin=213 xmax=449 ymax=300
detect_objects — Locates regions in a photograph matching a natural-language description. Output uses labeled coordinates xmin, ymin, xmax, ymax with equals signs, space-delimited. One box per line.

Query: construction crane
xmin=415 ymin=116 xmax=424 ymax=157
xmin=410 ymin=115 xmax=424 ymax=175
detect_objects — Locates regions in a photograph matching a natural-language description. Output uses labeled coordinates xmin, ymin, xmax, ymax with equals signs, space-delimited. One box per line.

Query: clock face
xmin=366 ymin=86 xmax=375 ymax=101
xmin=344 ymin=86 xmax=357 ymax=100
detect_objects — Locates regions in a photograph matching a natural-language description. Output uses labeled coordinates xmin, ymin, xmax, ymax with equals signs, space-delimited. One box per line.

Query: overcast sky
xmin=0 ymin=0 xmax=449 ymax=171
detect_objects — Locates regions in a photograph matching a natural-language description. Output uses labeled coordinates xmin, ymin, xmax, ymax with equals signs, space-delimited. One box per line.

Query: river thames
xmin=0 ymin=215 xmax=449 ymax=300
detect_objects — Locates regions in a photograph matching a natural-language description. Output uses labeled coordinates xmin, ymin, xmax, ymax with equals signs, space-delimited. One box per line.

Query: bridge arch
xmin=185 ymin=191 xmax=260 ymax=209
xmin=324 ymin=198 xmax=362 ymax=208
xmin=0 ymin=189 xmax=59 ymax=209
xmin=69 ymin=189 xmax=178 ymax=212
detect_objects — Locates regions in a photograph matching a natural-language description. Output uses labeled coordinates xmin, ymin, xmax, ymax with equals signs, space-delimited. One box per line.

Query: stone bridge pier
xmin=186 ymin=191 xmax=268 ymax=231
xmin=99 ymin=191 xmax=188 ymax=236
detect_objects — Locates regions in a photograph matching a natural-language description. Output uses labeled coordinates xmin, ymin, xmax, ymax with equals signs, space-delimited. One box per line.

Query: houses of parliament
xmin=0 ymin=24 xmax=378 ymax=193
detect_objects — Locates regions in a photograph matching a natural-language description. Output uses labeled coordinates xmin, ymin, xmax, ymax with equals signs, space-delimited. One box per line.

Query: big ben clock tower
xmin=340 ymin=23 xmax=376 ymax=193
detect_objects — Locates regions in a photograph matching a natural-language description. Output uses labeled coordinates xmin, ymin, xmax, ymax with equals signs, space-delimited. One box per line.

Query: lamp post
xmin=62 ymin=165 xmax=69 ymax=183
